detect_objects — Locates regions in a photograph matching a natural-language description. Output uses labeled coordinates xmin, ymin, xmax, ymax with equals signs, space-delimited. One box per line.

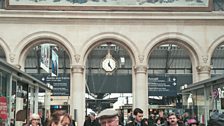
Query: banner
xmin=0 ymin=96 xmax=7 ymax=120
xmin=51 ymin=49 xmax=58 ymax=76
xmin=40 ymin=44 xmax=50 ymax=73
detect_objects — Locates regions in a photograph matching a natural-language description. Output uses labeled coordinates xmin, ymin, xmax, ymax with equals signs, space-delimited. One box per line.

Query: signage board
xmin=148 ymin=75 xmax=177 ymax=96
xmin=32 ymin=73 xmax=70 ymax=96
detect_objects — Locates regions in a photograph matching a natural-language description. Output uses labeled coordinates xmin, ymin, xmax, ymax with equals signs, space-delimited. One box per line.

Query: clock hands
xmin=108 ymin=60 xmax=113 ymax=69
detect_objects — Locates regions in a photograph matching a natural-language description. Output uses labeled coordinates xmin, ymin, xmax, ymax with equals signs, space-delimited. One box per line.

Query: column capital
xmin=196 ymin=65 xmax=211 ymax=74
xmin=134 ymin=65 xmax=147 ymax=74
xmin=71 ymin=65 xmax=84 ymax=74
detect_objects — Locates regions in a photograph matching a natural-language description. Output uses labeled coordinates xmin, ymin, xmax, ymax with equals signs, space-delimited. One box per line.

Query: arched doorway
xmin=148 ymin=39 xmax=194 ymax=120
xmin=85 ymin=42 xmax=133 ymax=124
xmin=22 ymin=41 xmax=71 ymax=123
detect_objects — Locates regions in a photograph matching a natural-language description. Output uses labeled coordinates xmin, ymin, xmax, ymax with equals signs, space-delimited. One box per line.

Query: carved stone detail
xmin=202 ymin=55 xmax=208 ymax=63
xmin=196 ymin=65 xmax=211 ymax=73
xmin=138 ymin=55 xmax=144 ymax=63
xmin=74 ymin=54 xmax=80 ymax=63
xmin=9 ymin=53 xmax=15 ymax=63
xmin=134 ymin=65 xmax=147 ymax=74
xmin=15 ymin=64 xmax=21 ymax=69
xmin=71 ymin=65 xmax=84 ymax=74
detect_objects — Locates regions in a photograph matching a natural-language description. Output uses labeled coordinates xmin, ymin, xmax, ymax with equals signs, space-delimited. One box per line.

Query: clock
xmin=102 ymin=58 xmax=117 ymax=72
xmin=102 ymin=51 xmax=117 ymax=73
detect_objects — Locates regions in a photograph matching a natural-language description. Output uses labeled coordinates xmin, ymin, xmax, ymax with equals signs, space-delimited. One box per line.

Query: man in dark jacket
xmin=126 ymin=108 xmax=147 ymax=126
xmin=83 ymin=112 xmax=100 ymax=126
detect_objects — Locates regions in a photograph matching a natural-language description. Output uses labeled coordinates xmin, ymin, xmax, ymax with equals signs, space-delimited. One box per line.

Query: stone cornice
xmin=0 ymin=10 xmax=224 ymax=20
xmin=196 ymin=65 xmax=211 ymax=74
xmin=134 ymin=65 xmax=147 ymax=74
xmin=71 ymin=65 xmax=84 ymax=74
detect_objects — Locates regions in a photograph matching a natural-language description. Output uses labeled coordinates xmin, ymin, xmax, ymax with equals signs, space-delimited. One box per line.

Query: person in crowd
xmin=153 ymin=117 xmax=165 ymax=126
xmin=182 ymin=112 xmax=190 ymax=126
xmin=48 ymin=110 xmax=71 ymax=126
xmin=165 ymin=113 xmax=184 ymax=126
xmin=187 ymin=118 xmax=199 ymax=126
xmin=142 ymin=118 xmax=149 ymax=126
xmin=158 ymin=110 xmax=166 ymax=125
xmin=126 ymin=108 xmax=147 ymax=126
xmin=44 ymin=110 xmax=51 ymax=126
xmin=26 ymin=113 xmax=42 ymax=126
xmin=127 ymin=110 xmax=134 ymax=124
xmin=148 ymin=114 xmax=156 ymax=126
xmin=83 ymin=112 xmax=100 ymax=126
xmin=97 ymin=109 xmax=119 ymax=126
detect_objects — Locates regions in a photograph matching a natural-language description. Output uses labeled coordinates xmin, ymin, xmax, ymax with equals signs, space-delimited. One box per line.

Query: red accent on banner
xmin=0 ymin=96 xmax=8 ymax=120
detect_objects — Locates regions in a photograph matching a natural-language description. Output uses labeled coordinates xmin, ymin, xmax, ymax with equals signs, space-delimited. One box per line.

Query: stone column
xmin=196 ymin=65 xmax=211 ymax=81
xmin=34 ymin=87 xmax=39 ymax=113
xmin=70 ymin=65 xmax=85 ymax=126
xmin=133 ymin=65 xmax=148 ymax=118
xmin=44 ymin=91 xmax=51 ymax=116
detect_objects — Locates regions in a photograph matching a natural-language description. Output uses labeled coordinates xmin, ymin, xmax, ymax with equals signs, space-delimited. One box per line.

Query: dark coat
xmin=126 ymin=120 xmax=148 ymax=126
xmin=83 ymin=118 xmax=100 ymax=126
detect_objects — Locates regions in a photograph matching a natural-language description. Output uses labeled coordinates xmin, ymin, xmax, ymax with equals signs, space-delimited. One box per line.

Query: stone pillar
xmin=44 ymin=91 xmax=51 ymax=116
xmin=70 ymin=65 xmax=85 ymax=126
xmin=196 ymin=65 xmax=211 ymax=81
xmin=34 ymin=87 xmax=39 ymax=113
xmin=133 ymin=65 xmax=148 ymax=118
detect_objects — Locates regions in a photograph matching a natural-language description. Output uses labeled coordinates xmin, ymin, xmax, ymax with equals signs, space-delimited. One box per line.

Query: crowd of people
xmin=24 ymin=108 xmax=200 ymax=126
xmin=25 ymin=110 xmax=74 ymax=126
xmin=82 ymin=108 xmax=200 ymax=126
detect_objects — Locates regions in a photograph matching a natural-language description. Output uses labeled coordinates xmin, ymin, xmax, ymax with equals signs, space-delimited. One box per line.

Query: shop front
xmin=0 ymin=59 xmax=52 ymax=126
xmin=181 ymin=75 xmax=224 ymax=126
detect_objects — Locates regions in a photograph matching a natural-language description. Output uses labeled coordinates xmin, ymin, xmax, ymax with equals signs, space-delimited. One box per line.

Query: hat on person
xmin=97 ymin=109 xmax=118 ymax=120
xmin=89 ymin=112 xmax=96 ymax=116
xmin=187 ymin=118 xmax=198 ymax=124
xmin=30 ymin=113 xmax=40 ymax=121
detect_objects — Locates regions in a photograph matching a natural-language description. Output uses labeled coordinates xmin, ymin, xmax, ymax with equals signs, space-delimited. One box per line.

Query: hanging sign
xmin=0 ymin=96 xmax=7 ymax=120
xmin=148 ymin=75 xmax=177 ymax=96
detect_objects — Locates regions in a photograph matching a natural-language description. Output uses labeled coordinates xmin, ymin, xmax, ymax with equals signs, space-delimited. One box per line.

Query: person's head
xmin=142 ymin=118 xmax=148 ymax=125
xmin=97 ymin=109 xmax=119 ymax=126
xmin=30 ymin=113 xmax=40 ymax=126
xmin=155 ymin=117 xmax=163 ymax=124
xmin=133 ymin=108 xmax=143 ymax=123
xmin=49 ymin=110 xmax=71 ymax=126
xmin=187 ymin=118 xmax=199 ymax=126
xmin=89 ymin=112 xmax=96 ymax=121
xmin=167 ymin=113 xmax=179 ymax=126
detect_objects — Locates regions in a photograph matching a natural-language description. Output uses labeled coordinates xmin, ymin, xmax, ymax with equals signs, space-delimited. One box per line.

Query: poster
xmin=0 ymin=96 xmax=7 ymax=120
xmin=40 ymin=44 xmax=50 ymax=73
xmin=51 ymin=49 xmax=58 ymax=77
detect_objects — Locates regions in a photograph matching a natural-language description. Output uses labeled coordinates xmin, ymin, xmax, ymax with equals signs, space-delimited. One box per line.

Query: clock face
xmin=102 ymin=58 xmax=117 ymax=72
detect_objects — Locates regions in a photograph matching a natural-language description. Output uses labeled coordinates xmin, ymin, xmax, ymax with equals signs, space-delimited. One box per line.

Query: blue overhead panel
xmin=148 ymin=74 xmax=192 ymax=96
xmin=86 ymin=74 xmax=132 ymax=93
xmin=148 ymin=75 xmax=177 ymax=96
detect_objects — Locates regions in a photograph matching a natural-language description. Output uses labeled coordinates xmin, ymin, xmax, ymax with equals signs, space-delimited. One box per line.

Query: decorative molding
xmin=138 ymin=55 xmax=144 ymax=63
xmin=74 ymin=54 xmax=80 ymax=63
xmin=196 ymin=65 xmax=211 ymax=73
xmin=134 ymin=65 xmax=147 ymax=74
xmin=15 ymin=64 xmax=21 ymax=69
xmin=202 ymin=55 xmax=208 ymax=63
xmin=9 ymin=53 xmax=15 ymax=63
xmin=71 ymin=65 xmax=84 ymax=74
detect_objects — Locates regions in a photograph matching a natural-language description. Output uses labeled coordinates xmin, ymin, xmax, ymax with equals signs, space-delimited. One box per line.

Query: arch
xmin=81 ymin=32 xmax=139 ymax=66
xmin=15 ymin=31 xmax=75 ymax=69
xmin=207 ymin=35 xmax=224 ymax=64
xmin=0 ymin=37 xmax=11 ymax=62
xmin=144 ymin=32 xmax=202 ymax=82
